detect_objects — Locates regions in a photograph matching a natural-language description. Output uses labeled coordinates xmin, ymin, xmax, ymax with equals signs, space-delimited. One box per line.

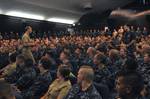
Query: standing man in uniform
xmin=122 ymin=26 xmax=136 ymax=57
xmin=22 ymin=26 xmax=35 ymax=64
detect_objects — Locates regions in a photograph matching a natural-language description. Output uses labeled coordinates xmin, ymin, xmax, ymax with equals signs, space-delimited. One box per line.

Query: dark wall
xmin=0 ymin=15 xmax=68 ymax=33
xmin=146 ymin=15 xmax=150 ymax=26
xmin=77 ymin=10 xmax=112 ymax=30
xmin=76 ymin=1 xmax=150 ymax=31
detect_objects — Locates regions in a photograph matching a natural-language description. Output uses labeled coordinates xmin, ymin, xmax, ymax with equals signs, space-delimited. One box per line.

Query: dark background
xmin=0 ymin=15 xmax=69 ymax=33
xmin=0 ymin=1 xmax=150 ymax=34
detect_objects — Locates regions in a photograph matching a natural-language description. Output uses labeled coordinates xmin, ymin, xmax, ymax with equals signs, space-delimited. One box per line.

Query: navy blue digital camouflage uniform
xmin=21 ymin=70 xmax=52 ymax=99
xmin=138 ymin=61 xmax=150 ymax=87
xmin=123 ymin=31 xmax=136 ymax=54
xmin=94 ymin=65 xmax=111 ymax=84
xmin=107 ymin=58 xmax=123 ymax=90
xmin=65 ymin=84 xmax=102 ymax=99
xmin=5 ymin=65 xmax=37 ymax=91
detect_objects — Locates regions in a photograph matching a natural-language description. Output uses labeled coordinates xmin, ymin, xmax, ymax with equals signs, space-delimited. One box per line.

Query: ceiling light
xmin=47 ymin=18 xmax=75 ymax=24
xmin=6 ymin=11 xmax=45 ymax=20
xmin=0 ymin=9 xmax=2 ymax=14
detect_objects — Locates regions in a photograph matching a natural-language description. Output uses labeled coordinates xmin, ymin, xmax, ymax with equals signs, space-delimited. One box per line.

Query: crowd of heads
xmin=0 ymin=25 xmax=150 ymax=99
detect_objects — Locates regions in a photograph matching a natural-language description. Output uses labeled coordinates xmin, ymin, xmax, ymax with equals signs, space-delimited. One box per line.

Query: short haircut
xmin=95 ymin=52 xmax=106 ymax=64
xmin=40 ymin=57 xmax=52 ymax=69
xmin=44 ymin=50 xmax=55 ymax=58
xmin=76 ymin=47 xmax=83 ymax=51
xmin=9 ymin=52 xmax=17 ymax=63
xmin=87 ymin=47 xmax=96 ymax=53
xmin=16 ymin=54 xmax=25 ymax=61
xmin=61 ymin=50 xmax=70 ymax=58
xmin=124 ymin=57 xmax=138 ymax=71
xmin=58 ymin=66 xmax=71 ymax=81
xmin=0 ymin=80 xmax=14 ymax=99
xmin=24 ymin=59 xmax=33 ymax=67
xmin=142 ymin=44 xmax=150 ymax=54
xmin=116 ymin=71 xmax=144 ymax=96
xmin=109 ymin=49 xmax=120 ymax=59
xmin=25 ymin=26 xmax=31 ymax=32
xmin=145 ymin=50 xmax=150 ymax=57
xmin=60 ymin=64 xmax=71 ymax=70
xmin=80 ymin=66 xmax=94 ymax=82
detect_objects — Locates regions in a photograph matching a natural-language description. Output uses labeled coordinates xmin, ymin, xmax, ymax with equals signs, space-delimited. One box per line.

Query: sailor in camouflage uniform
xmin=138 ymin=52 xmax=150 ymax=87
xmin=93 ymin=52 xmax=111 ymax=83
xmin=5 ymin=57 xmax=37 ymax=91
xmin=65 ymin=66 xmax=102 ymax=99
xmin=21 ymin=57 xmax=52 ymax=99
xmin=115 ymin=71 xmax=146 ymax=99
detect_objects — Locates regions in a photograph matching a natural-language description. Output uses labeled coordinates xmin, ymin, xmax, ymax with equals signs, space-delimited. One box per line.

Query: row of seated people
xmin=0 ymin=26 xmax=150 ymax=68
xmin=0 ymin=45 xmax=150 ymax=99
xmin=0 ymin=25 xmax=150 ymax=99
xmin=0 ymin=26 xmax=149 ymax=40
xmin=0 ymin=52 xmax=149 ymax=99
xmin=0 ymin=25 xmax=149 ymax=55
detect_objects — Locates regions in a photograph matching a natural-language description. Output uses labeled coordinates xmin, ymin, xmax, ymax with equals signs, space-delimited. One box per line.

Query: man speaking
xmin=22 ymin=26 xmax=35 ymax=64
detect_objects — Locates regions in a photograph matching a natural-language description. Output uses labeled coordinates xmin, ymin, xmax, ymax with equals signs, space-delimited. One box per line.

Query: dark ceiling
xmin=0 ymin=0 xmax=135 ymax=21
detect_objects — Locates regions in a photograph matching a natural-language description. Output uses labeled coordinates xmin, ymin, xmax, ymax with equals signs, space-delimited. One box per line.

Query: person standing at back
xmin=22 ymin=26 xmax=35 ymax=64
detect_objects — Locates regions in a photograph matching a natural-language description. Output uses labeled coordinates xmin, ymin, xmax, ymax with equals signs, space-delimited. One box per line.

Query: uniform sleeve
xmin=57 ymin=85 xmax=72 ymax=99
xmin=40 ymin=79 xmax=57 ymax=99
xmin=15 ymin=70 xmax=36 ymax=90
xmin=91 ymin=93 xmax=102 ymax=99
xmin=132 ymin=32 xmax=136 ymax=40
xmin=29 ymin=75 xmax=52 ymax=98
xmin=22 ymin=35 xmax=28 ymax=43
xmin=2 ymin=64 xmax=16 ymax=77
